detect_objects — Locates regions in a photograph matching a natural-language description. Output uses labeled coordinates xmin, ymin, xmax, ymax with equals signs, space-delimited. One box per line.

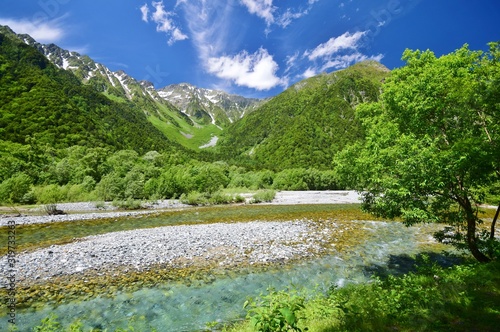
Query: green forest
xmin=1 ymin=26 xmax=500 ymax=331
xmin=1 ymin=29 xmax=499 ymax=261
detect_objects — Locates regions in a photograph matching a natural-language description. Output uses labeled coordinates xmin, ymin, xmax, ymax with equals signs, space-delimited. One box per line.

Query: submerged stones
xmin=0 ymin=219 xmax=327 ymax=290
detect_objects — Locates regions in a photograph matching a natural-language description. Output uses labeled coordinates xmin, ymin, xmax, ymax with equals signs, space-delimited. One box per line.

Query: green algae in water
xmin=0 ymin=204 xmax=371 ymax=255
xmin=1 ymin=220 xmax=449 ymax=332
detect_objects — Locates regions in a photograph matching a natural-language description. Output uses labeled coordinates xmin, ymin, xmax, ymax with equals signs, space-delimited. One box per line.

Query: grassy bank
xmin=227 ymin=258 xmax=500 ymax=332
xmin=24 ymin=258 xmax=500 ymax=331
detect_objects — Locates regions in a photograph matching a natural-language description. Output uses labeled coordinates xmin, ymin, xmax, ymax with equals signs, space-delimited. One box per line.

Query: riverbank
xmin=0 ymin=192 xmax=367 ymax=294
xmin=0 ymin=190 xmax=362 ymax=226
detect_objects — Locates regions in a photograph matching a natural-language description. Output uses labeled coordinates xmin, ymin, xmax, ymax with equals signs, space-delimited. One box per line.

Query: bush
xmin=0 ymin=172 xmax=33 ymax=204
xmin=234 ymin=194 xmax=246 ymax=203
xmin=180 ymin=191 xmax=209 ymax=206
xmin=250 ymin=190 xmax=276 ymax=203
xmin=95 ymin=172 xmax=124 ymax=201
xmin=180 ymin=191 xmax=245 ymax=206
xmin=272 ymin=169 xmax=309 ymax=190
xmin=112 ymin=198 xmax=143 ymax=210
xmin=209 ymin=191 xmax=235 ymax=205
xmin=244 ymin=288 xmax=306 ymax=332
xmin=34 ymin=184 xmax=67 ymax=204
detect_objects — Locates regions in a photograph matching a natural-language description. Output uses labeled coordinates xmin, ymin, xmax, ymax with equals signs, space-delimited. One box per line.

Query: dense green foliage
xmin=0 ymin=31 xmax=184 ymax=153
xmin=244 ymin=288 xmax=306 ymax=332
xmin=334 ymin=43 xmax=500 ymax=262
xmin=227 ymin=258 xmax=500 ymax=332
xmin=217 ymin=61 xmax=388 ymax=170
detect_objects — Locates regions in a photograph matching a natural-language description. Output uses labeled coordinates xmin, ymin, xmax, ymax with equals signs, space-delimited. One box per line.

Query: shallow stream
xmin=2 ymin=219 xmax=446 ymax=331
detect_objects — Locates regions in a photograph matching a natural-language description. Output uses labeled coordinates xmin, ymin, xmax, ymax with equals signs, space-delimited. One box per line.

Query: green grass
xmin=146 ymin=102 xmax=222 ymax=150
xmin=227 ymin=259 xmax=500 ymax=332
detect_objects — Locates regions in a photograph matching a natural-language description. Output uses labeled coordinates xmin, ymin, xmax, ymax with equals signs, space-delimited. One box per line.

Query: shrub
xmin=180 ymin=191 xmax=209 ymax=206
xmin=250 ymin=190 xmax=276 ymax=204
xmin=244 ymin=288 xmax=306 ymax=332
xmin=35 ymin=184 xmax=67 ymax=204
xmin=95 ymin=172 xmax=124 ymax=201
xmin=209 ymin=191 xmax=235 ymax=205
xmin=112 ymin=198 xmax=143 ymax=210
xmin=0 ymin=172 xmax=33 ymax=204
xmin=234 ymin=194 xmax=246 ymax=203
xmin=272 ymin=169 xmax=309 ymax=190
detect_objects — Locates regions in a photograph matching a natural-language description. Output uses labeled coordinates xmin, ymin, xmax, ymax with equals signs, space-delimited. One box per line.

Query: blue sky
xmin=1 ymin=0 xmax=499 ymax=98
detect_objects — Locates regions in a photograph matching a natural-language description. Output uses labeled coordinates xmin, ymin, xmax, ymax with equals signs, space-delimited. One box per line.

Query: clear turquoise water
xmin=3 ymin=220 xmax=439 ymax=331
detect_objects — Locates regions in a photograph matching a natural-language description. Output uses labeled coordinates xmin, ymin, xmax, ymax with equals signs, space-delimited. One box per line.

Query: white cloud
xmin=207 ymin=48 xmax=284 ymax=90
xmin=302 ymin=67 xmax=317 ymax=78
xmin=0 ymin=17 xmax=65 ymax=43
xmin=240 ymin=1 xmax=320 ymax=29
xmin=277 ymin=8 xmax=306 ymax=28
xmin=301 ymin=30 xmax=383 ymax=74
xmin=140 ymin=4 xmax=149 ymax=22
xmin=176 ymin=1 xmax=286 ymax=91
xmin=305 ymin=31 xmax=366 ymax=60
xmin=141 ymin=1 xmax=188 ymax=45
xmin=178 ymin=0 xmax=233 ymax=60
xmin=285 ymin=51 xmax=299 ymax=73
xmin=320 ymin=52 xmax=383 ymax=71
xmin=240 ymin=0 xmax=276 ymax=26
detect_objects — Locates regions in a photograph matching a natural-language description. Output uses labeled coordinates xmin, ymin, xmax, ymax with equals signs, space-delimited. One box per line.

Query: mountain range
xmin=0 ymin=25 xmax=389 ymax=170
xmin=0 ymin=25 xmax=260 ymax=150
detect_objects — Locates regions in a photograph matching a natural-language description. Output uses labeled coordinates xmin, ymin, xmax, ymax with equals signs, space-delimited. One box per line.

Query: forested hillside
xmin=0 ymin=31 xmax=184 ymax=154
xmin=216 ymin=61 xmax=389 ymax=170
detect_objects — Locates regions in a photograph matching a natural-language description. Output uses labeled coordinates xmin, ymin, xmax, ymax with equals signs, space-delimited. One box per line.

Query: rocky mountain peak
xmin=158 ymin=83 xmax=261 ymax=125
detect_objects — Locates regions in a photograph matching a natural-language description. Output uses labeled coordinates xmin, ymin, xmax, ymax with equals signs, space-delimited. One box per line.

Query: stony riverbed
xmin=0 ymin=191 xmax=362 ymax=289
xmin=2 ymin=219 xmax=333 ymax=287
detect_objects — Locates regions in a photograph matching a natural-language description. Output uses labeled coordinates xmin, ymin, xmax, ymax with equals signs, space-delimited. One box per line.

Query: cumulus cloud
xmin=141 ymin=1 xmax=188 ymax=45
xmin=240 ymin=0 xmax=276 ymax=26
xmin=304 ymin=31 xmax=366 ymax=60
xmin=0 ymin=17 xmax=65 ymax=43
xmin=207 ymin=48 xmax=284 ymax=90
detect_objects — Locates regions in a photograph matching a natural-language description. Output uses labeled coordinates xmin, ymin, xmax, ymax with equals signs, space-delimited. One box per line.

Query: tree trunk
xmin=465 ymin=212 xmax=491 ymax=263
xmin=490 ymin=202 xmax=500 ymax=240
xmin=461 ymin=197 xmax=491 ymax=262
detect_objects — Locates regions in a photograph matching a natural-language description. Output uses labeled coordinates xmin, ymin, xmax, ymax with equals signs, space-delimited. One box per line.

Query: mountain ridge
xmin=158 ymin=82 xmax=262 ymax=127
xmin=0 ymin=28 xmax=185 ymax=154
xmin=0 ymin=25 xmax=260 ymax=130
xmin=216 ymin=60 xmax=390 ymax=170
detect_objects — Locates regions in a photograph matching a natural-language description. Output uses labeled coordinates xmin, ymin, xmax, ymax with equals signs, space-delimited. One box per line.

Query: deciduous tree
xmin=335 ymin=43 xmax=500 ymax=262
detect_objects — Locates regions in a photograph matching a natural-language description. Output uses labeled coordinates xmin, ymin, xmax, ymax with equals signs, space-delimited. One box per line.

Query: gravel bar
xmin=0 ymin=219 xmax=326 ymax=287
xmin=0 ymin=191 xmax=361 ymax=227
xmin=0 ymin=191 xmax=361 ymax=287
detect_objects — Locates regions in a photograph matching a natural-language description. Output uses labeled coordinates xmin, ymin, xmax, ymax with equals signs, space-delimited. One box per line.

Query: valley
xmin=1 ymin=23 xmax=499 ymax=332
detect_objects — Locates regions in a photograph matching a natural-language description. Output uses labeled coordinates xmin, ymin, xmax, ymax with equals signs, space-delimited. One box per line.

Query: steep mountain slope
xmin=217 ymin=61 xmax=390 ymax=170
xmin=158 ymin=83 xmax=261 ymax=126
xmin=0 ymin=26 xmax=228 ymax=150
xmin=0 ymin=28 xmax=183 ymax=154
